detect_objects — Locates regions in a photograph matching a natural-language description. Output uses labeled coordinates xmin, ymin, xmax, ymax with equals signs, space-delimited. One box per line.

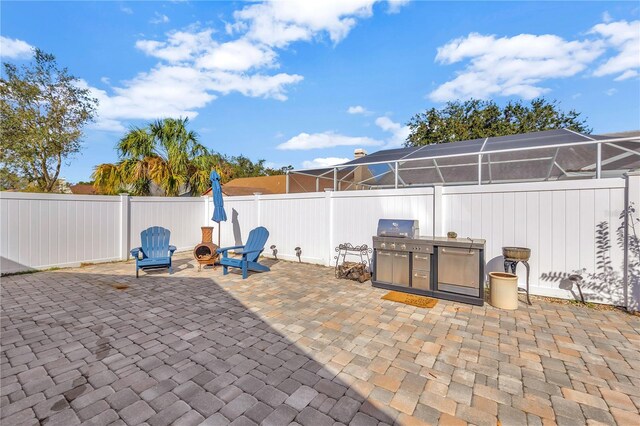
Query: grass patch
xmin=2 ymin=266 xmax=61 ymax=277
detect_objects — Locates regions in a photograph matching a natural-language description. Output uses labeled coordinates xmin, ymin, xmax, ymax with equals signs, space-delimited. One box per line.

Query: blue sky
xmin=2 ymin=1 xmax=639 ymax=183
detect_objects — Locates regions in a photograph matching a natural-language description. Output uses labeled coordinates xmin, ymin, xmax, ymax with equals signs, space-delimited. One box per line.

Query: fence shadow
xmin=485 ymin=255 xmax=505 ymax=277
xmin=540 ymin=204 xmax=640 ymax=306
xmin=1 ymin=256 xmax=36 ymax=275
xmin=0 ymin=270 xmax=393 ymax=425
xmin=232 ymin=208 xmax=243 ymax=246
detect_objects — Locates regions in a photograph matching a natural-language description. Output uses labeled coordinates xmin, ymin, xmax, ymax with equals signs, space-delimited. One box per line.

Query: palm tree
xmin=93 ymin=118 xmax=214 ymax=196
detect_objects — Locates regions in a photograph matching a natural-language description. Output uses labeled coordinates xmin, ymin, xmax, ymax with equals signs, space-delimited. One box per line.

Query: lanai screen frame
xmin=285 ymin=131 xmax=640 ymax=192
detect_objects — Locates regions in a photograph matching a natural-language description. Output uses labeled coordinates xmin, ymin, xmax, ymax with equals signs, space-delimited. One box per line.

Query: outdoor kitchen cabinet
xmin=373 ymin=235 xmax=486 ymax=306
xmin=437 ymin=246 xmax=481 ymax=296
xmin=392 ymin=252 xmax=410 ymax=286
xmin=412 ymin=253 xmax=431 ymax=290
xmin=374 ymin=250 xmax=409 ymax=287
xmin=375 ymin=251 xmax=393 ymax=284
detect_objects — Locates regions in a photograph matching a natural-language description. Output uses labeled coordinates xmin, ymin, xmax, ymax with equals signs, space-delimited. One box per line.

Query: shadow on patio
xmin=2 ymin=253 xmax=640 ymax=426
xmin=0 ymin=266 xmax=393 ymax=425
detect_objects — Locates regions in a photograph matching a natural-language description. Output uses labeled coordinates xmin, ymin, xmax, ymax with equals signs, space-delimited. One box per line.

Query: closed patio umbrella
xmin=210 ymin=170 xmax=227 ymax=247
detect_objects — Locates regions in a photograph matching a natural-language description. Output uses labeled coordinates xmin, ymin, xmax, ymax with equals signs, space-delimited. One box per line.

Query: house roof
xmin=203 ymin=175 xmax=287 ymax=196
xmin=70 ymin=184 xmax=97 ymax=195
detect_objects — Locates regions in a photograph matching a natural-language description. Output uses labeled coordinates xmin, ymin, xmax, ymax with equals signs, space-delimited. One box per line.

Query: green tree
xmin=0 ymin=169 xmax=29 ymax=191
xmin=93 ymin=117 xmax=215 ymax=196
xmin=406 ymin=98 xmax=590 ymax=146
xmin=1 ymin=49 xmax=97 ymax=192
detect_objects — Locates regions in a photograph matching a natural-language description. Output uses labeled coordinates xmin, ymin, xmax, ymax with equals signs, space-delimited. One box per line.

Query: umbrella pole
xmin=217 ymin=221 xmax=221 ymax=248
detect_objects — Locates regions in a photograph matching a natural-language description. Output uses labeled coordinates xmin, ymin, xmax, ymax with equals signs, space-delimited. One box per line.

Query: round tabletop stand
xmin=503 ymin=259 xmax=532 ymax=305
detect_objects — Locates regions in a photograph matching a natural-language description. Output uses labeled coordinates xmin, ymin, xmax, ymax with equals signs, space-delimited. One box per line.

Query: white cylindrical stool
xmin=489 ymin=272 xmax=519 ymax=309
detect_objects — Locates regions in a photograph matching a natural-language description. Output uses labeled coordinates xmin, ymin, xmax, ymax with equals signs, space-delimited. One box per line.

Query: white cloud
xmin=95 ymin=28 xmax=301 ymax=130
xmin=0 ymin=36 xmax=33 ymax=59
xmin=232 ymin=0 xmax=408 ymax=48
xmin=277 ymin=131 xmax=382 ymax=150
xmin=614 ymin=70 xmax=638 ymax=81
xmin=136 ymin=30 xmax=215 ymax=62
xmin=120 ymin=6 xmax=133 ymax=15
xmin=196 ymin=40 xmax=277 ymax=71
xmin=234 ymin=0 xmax=374 ymax=47
xmin=387 ymin=0 xmax=410 ymax=14
xmin=282 ymin=114 xmax=407 ymax=153
xmin=302 ymin=157 xmax=350 ymax=168
xmin=590 ymin=20 xmax=640 ymax=80
xmin=79 ymin=68 xmax=214 ymax=131
xmin=429 ymin=32 xmax=604 ymax=101
xmin=205 ymin=71 xmax=303 ymax=100
xmin=86 ymin=67 xmax=303 ymax=130
xmin=375 ymin=116 xmax=409 ymax=147
xmin=605 ymin=88 xmax=617 ymax=96
xmin=90 ymin=0 xmax=408 ymax=131
xmin=347 ymin=105 xmax=370 ymax=114
xmin=429 ymin=18 xmax=640 ymax=102
xmin=150 ymin=12 xmax=170 ymax=24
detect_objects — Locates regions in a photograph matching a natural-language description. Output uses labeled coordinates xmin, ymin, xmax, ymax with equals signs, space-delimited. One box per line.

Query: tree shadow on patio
xmin=0 ymin=269 xmax=394 ymax=425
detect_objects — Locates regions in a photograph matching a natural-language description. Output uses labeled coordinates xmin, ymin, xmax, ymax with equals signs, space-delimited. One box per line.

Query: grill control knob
xmin=400 ymin=244 xmax=406 ymax=250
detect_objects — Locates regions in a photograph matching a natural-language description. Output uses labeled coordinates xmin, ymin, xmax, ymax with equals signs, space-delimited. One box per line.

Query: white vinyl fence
xmin=3 ymin=175 xmax=639 ymax=309
xmin=1 ymin=193 xmax=123 ymax=272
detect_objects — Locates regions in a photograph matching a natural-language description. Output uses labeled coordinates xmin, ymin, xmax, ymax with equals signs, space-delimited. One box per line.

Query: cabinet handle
xmin=415 ymin=255 xmax=429 ymax=260
xmin=441 ymin=248 xmax=475 ymax=255
xmin=395 ymin=254 xmax=408 ymax=258
xmin=414 ymin=273 xmax=428 ymax=278
xmin=378 ymin=252 xmax=391 ymax=256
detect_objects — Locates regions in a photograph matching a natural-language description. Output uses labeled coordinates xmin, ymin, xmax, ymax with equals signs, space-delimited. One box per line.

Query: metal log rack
xmin=334 ymin=243 xmax=373 ymax=279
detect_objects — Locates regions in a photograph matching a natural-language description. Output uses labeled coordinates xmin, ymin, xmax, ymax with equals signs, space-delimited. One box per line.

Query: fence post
xmin=432 ymin=185 xmax=444 ymax=237
xmin=325 ymin=189 xmax=334 ymax=266
xmin=625 ymin=171 xmax=640 ymax=312
xmin=119 ymin=194 xmax=130 ymax=260
xmin=254 ymin=193 xmax=262 ymax=226
xmin=202 ymin=195 xmax=210 ymax=226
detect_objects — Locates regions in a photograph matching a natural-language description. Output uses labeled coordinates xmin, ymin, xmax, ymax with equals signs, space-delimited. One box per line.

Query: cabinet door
xmin=437 ymin=247 xmax=480 ymax=296
xmin=375 ymin=250 xmax=393 ymax=283
xmin=392 ymin=253 xmax=410 ymax=287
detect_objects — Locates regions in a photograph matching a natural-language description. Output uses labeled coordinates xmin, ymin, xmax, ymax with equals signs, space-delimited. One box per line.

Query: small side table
xmin=503 ymin=259 xmax=531 ymax=305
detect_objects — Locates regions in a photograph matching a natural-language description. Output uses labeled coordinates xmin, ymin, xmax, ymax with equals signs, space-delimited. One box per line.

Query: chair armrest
xmin=217 ymin=245 xmax=245 ymax=254
xmin=169 ymin=245 xmax=177 ymax=255
xmin=130 ymin=247 xmax=142 ymax=259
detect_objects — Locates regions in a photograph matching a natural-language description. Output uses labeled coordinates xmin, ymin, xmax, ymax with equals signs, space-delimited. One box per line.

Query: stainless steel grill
xmin=376 ymin=219 xmax=419 ymax=239
xmin=372 ymin=219 xmax=486 ymax=306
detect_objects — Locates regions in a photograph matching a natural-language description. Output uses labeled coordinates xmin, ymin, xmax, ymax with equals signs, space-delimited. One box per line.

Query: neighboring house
xmin=70 ymin=184 xmax=97 ymax=195
xmin=198 ymin=174 xmax=335 ymax=196
xmin=53 ymin=178 xmax=73 ymax=194
xmin=202 ymin=174 xmax=321 ymax=196
xmin=203 ymin=175 xmax=287 ymax=196
xmin=203 ymin=150 xmax=368 ymax=196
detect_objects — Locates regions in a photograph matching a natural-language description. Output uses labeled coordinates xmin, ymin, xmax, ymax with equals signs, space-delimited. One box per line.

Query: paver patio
xmin=1 ymin=253 xmax=640 ymax=426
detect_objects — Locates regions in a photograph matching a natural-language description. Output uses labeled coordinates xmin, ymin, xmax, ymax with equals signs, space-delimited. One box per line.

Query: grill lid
xmin=376 ymin=219 xmax=419 ymax=238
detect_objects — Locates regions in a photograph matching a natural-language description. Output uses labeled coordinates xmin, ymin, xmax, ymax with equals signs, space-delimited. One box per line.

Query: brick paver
xmin=2 ymin=252 xmax=640 ymax=425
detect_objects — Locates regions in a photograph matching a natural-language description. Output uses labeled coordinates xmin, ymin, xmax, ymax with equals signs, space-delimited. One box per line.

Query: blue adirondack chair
xmin=217 ymin=226 xmax=270 ymax=279
xmin=130 ymin=226 xmax=176 ymax=278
